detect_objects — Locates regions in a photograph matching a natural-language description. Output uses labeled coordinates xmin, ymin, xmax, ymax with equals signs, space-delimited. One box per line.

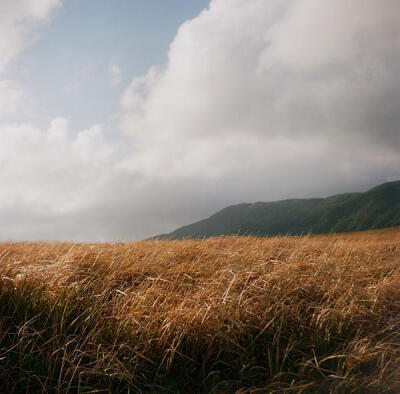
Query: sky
xmin=0 ymin=0 xmax=399 ymax=241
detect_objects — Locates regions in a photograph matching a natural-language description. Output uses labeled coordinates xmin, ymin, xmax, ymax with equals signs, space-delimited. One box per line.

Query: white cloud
xmin=110 ymin=62 xmax=123 ymax=87
xmin=0 ymin=119 xmax=117 ymax=212
xmin=0 ymin=0 xmax=60 ymax=73
xmin=122 ymin=0 xmax=400 ymax=148
xmin=0 ymin=80 xmax=26 ymax=120
xmin=115 ymin=0 xmax=400 ymax=237
xmin=0 ymin=0 xmax=60 ymax=124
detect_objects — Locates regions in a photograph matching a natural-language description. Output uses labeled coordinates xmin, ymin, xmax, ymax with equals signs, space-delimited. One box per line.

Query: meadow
xmin=0 ymin=228 xmax=399 ymax=393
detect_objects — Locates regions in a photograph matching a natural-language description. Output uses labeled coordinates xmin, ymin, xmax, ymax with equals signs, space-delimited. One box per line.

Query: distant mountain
xmin=155 ymin=180 xmax=400 ymax=239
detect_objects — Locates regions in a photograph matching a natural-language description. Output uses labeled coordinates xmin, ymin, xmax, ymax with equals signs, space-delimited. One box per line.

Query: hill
xmin=156 ymin=180 xmax=400 ymax=239
xmin=0 ymin=229 xmax=399 ymax=392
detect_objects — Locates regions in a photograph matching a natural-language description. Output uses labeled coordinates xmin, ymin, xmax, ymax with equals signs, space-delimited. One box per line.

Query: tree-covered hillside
xmin=156 ymin=180 xmax=400 ymax=239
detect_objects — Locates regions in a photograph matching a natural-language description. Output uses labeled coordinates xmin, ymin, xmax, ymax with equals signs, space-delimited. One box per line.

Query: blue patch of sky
xmin=8 ymin=0 xmax=209 ymax=132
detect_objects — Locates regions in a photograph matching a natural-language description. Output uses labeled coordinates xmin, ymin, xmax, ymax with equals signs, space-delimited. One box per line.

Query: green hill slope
xmin=156 ymin=180 xmax=400 ymax=239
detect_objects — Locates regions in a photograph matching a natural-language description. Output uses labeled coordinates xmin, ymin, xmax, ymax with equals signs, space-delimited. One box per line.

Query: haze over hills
xmin=155 ymin=180 xmax=400 ymax=240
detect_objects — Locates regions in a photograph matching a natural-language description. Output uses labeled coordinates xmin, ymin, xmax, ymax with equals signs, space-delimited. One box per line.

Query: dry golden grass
xmin=0 ymin=228 xmax=399 ymax=392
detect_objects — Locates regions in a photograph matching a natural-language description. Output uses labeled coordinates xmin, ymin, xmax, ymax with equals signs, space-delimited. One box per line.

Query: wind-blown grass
xmin=0 ymin=228 xmax=399 ymax=392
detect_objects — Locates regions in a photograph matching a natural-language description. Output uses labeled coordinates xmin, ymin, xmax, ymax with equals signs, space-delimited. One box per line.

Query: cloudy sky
xmin=0 ymin=0 xmax=399 ymax=241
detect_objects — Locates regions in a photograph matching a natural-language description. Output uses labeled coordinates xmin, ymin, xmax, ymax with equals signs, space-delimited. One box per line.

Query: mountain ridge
xmin=154 ymin=180 xmax=400 ymax=239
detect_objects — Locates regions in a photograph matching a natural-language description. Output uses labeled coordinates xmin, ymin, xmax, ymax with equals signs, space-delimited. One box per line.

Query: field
xmin=0 ymin=228 xmax=399 ymax=393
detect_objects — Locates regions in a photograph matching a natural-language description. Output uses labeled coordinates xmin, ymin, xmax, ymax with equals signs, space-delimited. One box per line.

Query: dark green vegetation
xmin=156 ymin=180 xmax=400 ymax=240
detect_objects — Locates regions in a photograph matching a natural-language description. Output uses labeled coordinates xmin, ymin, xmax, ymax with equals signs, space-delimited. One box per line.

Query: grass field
xmin=0 ymin=228 xmax=399 ymax=393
